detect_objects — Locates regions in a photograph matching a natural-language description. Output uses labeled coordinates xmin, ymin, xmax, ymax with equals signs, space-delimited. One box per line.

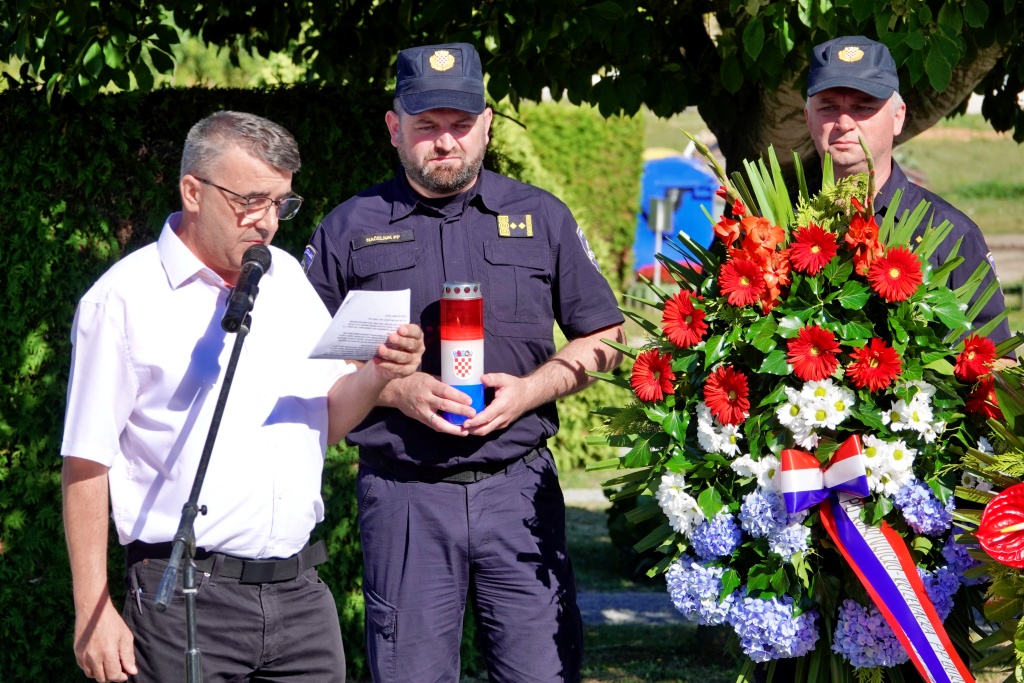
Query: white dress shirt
xmin=62 ymin=213 xmax=353 ymax=558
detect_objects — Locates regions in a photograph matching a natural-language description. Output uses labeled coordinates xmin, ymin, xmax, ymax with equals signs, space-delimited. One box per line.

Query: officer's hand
xmin=462 ymin=373 xmax=531 ymax=436
xmin=371 ymin=324 xmax=425 ymax=381
xmin=73 ymin=599 xmax=137 ymax=682
xmin=382 ymin=372 xmax=475 ymax=436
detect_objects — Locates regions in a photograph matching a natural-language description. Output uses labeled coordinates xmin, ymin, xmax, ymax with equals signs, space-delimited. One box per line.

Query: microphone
xmin=221 ymin=245 xmax=272 ymax=332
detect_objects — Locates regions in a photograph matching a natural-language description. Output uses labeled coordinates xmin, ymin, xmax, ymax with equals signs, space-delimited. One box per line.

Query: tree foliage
xmin=3 ymin=0 xmax=1023 ymax=169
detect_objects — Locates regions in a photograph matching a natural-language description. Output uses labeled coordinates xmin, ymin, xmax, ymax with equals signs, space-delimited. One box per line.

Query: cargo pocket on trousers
xmin=364 ymin=586 xmax=398 ymax=681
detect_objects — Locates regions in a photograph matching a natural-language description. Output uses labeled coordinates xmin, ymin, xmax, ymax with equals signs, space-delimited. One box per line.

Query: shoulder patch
xmin=301 ymin=244 xmax=317 ymax=275
xmin=497 ymin=214 xmax=533 ymax=237
xmin=576 ymin=225 xmax=601 ymax=272
xmin=986 ymin=251 xmax=1001 ymax=284
xmin=351 ymin=229 xmax=415 ymax=250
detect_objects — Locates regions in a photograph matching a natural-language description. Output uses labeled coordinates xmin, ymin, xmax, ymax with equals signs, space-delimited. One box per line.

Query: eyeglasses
xmin=196 ymin=177 xmax=304 ymax=221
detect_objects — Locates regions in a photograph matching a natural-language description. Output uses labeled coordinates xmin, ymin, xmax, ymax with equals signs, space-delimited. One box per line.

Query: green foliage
xmin=0 ymin=85 xmax=640 ymax=681
xmin=5 ymin=1 xmax=1024 ymax=145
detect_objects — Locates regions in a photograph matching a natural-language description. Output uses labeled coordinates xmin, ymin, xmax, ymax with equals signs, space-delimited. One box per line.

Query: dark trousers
xmin=358 ymin=449 xmax=583 ymax=683
xmin=123 ymin=555 xmax=346 ymax=682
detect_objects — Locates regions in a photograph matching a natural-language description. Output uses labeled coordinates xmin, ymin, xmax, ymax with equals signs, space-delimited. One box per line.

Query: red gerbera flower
xmin=662 ymin=290 xmax=708 ymax=348
xmin=787 ymin=325 xmax=841 ymax=381
xmin=965 ymin=376 xmax=1003 ymax=420
xmin=631 ymin=349 xmax=676 ymax=403
xmin=867 ymin=246 xmax=923 ymax=302
xmin=845 ymin=338 xmax=902 ymax=391
xmin=718 ymin=258 xmax=766 ymax=307
xmin=789 ymin=224 xmax=838 ymax=274
xmin=704 ymin=365 xmax=750 ymax=425
xmin=955 ymin=334 xmax=997 ymax=382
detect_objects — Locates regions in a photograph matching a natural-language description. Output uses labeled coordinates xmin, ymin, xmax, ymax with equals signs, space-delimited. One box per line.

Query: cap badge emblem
xmin=429 ymin=50 xmax=455 ymax=72
xmin=838 ymin=46 xmax=865 ymax=63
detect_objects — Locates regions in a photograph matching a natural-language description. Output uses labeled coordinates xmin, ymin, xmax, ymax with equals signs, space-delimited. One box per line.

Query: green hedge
xmin=0 ymin=86 xmax=640 ymax=681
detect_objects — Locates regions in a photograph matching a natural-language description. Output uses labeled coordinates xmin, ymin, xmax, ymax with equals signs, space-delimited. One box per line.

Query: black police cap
xmin=807 ymin=36 xmax=899 ymax=99
xmin=395 ymin=43 xmax=486 ymax=115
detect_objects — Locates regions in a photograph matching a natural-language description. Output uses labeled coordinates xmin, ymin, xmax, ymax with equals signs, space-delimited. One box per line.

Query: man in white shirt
xmin=61 ymin=111 xmax=424 ymax=683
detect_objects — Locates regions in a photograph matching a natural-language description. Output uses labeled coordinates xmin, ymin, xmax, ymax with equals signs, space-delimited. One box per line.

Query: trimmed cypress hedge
xmin=0 ymin=85 xmax=639 ymax=680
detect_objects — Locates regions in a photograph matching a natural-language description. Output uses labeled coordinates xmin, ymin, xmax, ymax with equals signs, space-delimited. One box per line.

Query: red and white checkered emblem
xmin=452 ymin=349 xmax=474 ymax=378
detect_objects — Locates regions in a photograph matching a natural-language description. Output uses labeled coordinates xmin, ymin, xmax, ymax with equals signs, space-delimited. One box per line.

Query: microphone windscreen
xmin=242 ymin=244 xmax=272 ymax=271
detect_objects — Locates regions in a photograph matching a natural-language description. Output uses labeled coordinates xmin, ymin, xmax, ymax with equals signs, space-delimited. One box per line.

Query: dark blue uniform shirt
xmin=304 ymin=169 xmax=624 ymax=470
xmin=876 ymin=162 xmax=1011 ymax=346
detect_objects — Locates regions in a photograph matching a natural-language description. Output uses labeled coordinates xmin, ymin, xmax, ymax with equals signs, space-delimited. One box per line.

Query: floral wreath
xmin=591 ymin=134 xmax=1021 ymax=681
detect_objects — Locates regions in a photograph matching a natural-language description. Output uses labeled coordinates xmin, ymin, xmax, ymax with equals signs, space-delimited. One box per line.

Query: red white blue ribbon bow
xmin=781 ymin=435 xmax=974 ymax=683
xmin=780 ymin=434 xmax=871 ymax=514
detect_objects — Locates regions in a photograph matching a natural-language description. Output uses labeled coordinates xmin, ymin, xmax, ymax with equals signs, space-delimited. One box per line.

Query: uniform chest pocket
xmin=483 ymin=240 xmax=551 ymax=324
xmin=351 ymin=243 xmax=421 ymax=290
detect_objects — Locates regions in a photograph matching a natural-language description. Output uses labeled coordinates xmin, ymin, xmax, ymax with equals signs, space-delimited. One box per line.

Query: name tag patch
xmin=498 ymin=214 xmax=533 ymax=237
xmin=352 ymin=230 xmax=415 ymax=250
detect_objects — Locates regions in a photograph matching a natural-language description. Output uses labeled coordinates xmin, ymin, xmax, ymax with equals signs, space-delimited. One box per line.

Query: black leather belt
xmin=125 ymin=539 xmax=328 ymax=584
xmin=360 ymin=447 xmax=546 ymax=484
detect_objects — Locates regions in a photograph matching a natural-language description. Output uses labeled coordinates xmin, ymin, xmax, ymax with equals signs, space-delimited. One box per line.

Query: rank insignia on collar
xmin=498 ymin=214 xmax=533 ymax=237
xmin=838 ymin=46 xmax=865 ymax=62
xmin=301 ymin=244 xmax=317 ymax=274
xmin=429 ymin=50 xmax=455 ymax=72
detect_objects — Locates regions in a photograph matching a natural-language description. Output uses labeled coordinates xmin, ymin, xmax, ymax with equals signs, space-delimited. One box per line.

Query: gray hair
xmin=180 ymin=111 xmax=301 ymax=181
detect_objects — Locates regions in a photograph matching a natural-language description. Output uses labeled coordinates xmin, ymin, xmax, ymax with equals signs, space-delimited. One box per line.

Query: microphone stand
xmin=153 ymin=312 xmax=253 ymax=683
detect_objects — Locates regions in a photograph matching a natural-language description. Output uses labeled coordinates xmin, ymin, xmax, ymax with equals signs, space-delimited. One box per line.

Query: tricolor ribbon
xmin=780 ymin=435 xmax=974 ymax=683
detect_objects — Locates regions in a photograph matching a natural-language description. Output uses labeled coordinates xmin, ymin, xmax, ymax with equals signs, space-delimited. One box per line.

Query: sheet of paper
xmin=309 ymin=289 xmax=411 ymax=361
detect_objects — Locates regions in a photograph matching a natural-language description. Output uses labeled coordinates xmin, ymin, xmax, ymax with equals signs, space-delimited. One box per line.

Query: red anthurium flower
xmin=713 ymin=216 xmax=742 ymax=247
xmin=787 ymin=325 xmax=841 ymax=381
xmin=789 ymin=224 xmax=838 ymax=274
xmin=718 ymin=258 xmax=766 ymax=307
xmin=966 ymin=376 xmax=1003 ymax=420
xmin=977 ymin=482 xmax=1024 ymax=568
xmin=867 ymin=246 xmax=923 ymax=302
xmin=955 ymin=334 xmax=997 ymax=383
xmin=631 ymin=349 xmax=676 ymax=403
xmin=845 ymin=338 xmax=902 ymax=391
xmin=662 ymin=290 xmax=708 ymax=348
xmin=704 ymin=365 xmax=750 ymax=425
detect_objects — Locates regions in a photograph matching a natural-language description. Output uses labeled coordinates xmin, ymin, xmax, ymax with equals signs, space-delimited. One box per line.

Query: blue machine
xmin=633 ymin=155 xmax=719 ymax=278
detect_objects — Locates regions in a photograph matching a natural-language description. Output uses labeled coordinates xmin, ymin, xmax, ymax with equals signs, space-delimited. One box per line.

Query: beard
xmin=398 ymin=145 xmax=485 ymax=196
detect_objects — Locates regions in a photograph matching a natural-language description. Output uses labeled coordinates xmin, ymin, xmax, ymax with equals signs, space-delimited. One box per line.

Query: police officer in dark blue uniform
xmin=805 ymin=35 xmax=1012 ymax=346
xmin=303 ymin=42 xmax=625 ymax=683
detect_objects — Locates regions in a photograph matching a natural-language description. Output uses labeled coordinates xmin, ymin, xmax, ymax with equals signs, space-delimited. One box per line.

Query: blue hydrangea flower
xmin=767 ymin=521 xmax=810 ymax=561
xmin=728 ymin=593 xmax=819 ymax=662
xmin=665 ymin=555 xmax=737 ymax=626
xmin=918 ymin=566 xmax=961 ymax=621
xmin=892 ymin=480 xmax=953 ymax=537
xmin=942 ymin=533 xmax=983 ymax=585
xmin=739 ymin=489 xmax=788 ymax=538
xmin=691 ymin=513 xmax=743 ymax=560
xmin=833 ymin=599 xmax=909 ymax=669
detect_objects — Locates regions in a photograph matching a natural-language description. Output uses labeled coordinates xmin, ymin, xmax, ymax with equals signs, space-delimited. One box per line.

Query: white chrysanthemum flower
xmin=730 ymin=454 xmax=760 ymax=479
xmin=978 ymin=436 xmax=994 ymax=454
xmin=921 ymin=420 xmax=945 ymax=444
xmin=903 ymin=402 xmax=934 ymax=435
xmin=962 ymin=471 xmax=994 ymax=493
xmin=898 ymin=380 xmax=936 ymax=402
xmin=656 ymin=472 xmax=705 ymax=537
xmin=776 ymin=400 xmax=804 ymax=429
xmin=800 ymin=379 xmax=837 ymax=404
xmin=697 ymin=423 xmax=723 ymax=454
xmin=882 ymin=400 xmax=910 ymax=432
xmin=757 ymin=455 xmax=782 ymax=493
xmin=717 ymin=423 xmax=744 ymax=456
xmin=878 ymin=466 xmax=914 ymax=497
xmin=793 ymin=427 xmax=820 ymax=450
xmin=888 ymin=439 xmax=916 ymax=472
xmin=862 ymin=436 xmax=894 ymax=493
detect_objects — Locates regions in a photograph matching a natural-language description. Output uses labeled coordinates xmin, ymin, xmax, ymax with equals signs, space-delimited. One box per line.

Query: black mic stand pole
xmin=153 ymin=312 xmax=254 ymax=683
